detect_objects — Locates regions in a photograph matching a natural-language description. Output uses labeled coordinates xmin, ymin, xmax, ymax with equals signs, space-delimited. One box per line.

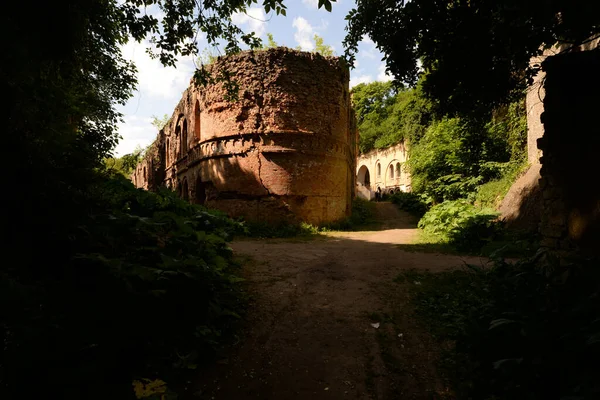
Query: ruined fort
xmin=132 ymin=48 xmax=357 ymax=225
xmin=356 ymin=143 xmax=412 ymax=200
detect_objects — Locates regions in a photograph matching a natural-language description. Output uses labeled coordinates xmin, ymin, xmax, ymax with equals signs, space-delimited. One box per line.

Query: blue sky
xmin=115 ymin=0 xmax=388 ymax=156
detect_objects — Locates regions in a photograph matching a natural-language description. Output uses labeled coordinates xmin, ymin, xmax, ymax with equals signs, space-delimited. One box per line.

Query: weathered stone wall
xmin=355 ymin=143 xmax=411 ymax=200
xmin=132 ymin=48 xmax=357 ymax=225
xmin=538 ymin=48 xmax=600 ymax=255
xmin=526 ymin=38 xmax=600 ymax=165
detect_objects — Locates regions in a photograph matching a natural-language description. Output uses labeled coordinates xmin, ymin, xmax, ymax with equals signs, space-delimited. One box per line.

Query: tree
xmin=351 ymin=81 xmax=434 ymax=153
xmin=151 ymin=114 xmax=170 ymax=130
xmin=314 ymin=34 xmax=335 ymax=56
xmin=263 ymin=33 xmax=278 ymax=49
xmin=344 ymin=0 xmax=600 ymax=115
xmin=295 ymin=34 xmax=335 ymax=55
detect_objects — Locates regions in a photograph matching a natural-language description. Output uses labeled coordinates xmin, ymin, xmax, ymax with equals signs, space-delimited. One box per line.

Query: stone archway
xmin=357 ymin=165 xmax=371 ymax=188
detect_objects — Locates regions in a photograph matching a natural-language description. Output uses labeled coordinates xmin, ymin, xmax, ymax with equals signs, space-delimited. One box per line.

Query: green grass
xmin=475 ymin=161 xmax=528 ymax=208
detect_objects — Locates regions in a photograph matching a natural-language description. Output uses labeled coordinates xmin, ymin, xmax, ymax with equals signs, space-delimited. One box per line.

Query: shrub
xmin=418 ymin=200 xmax=500 ymax=252
xmin=399 ymin=255 xmax=600 ymax=399
xmin=2 ymin=173 xmax=246 ymax=398
xmin=243 ymin=221 xmax=319 ymax=238
xmin=389 ymin=191 xmax=430 ymax=217
xmin=475 ymin=160 xmax=528 ymax=208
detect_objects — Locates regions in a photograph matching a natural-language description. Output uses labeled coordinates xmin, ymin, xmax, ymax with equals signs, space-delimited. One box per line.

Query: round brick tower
xmin=133 ymin=48 xmax=357 ymax=225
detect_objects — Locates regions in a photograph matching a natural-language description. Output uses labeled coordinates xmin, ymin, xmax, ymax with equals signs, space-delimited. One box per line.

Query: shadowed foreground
xmin=193 ymin=203 xmax=488 ymax=399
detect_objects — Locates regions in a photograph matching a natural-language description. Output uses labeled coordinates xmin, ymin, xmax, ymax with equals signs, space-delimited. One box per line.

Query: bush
xmin=243 ymin=221 xmax=319 ymax=238
xmin=389 ymin=191 xmax=430 ymax=217
xmin=2 ymin=174 xmax=246 ymax=398
xmin=475 ymin=160 xmax=528 ymax=208
xmin=399 ymin=255 xmax=600 ymax=399
xmin=418 ymin=200 xmax=500 ymax=252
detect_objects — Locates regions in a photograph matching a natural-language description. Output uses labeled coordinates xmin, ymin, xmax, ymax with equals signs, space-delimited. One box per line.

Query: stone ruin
xmin=132 ymin=48 xmax=358 ymax=225
xmin=500 ymin=40 xmax=599 ymax=256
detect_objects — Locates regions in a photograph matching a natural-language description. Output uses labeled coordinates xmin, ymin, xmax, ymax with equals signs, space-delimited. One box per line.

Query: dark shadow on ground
xmin=186 ymin=228 xmax=490 ymax=400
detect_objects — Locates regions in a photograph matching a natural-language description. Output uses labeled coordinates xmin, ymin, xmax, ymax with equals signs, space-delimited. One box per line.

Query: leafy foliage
xmin=351 ymin=81 xmax=433 ymax=153
xmin=263 ymin=33 xmax=278 ymax=49
xmin=313 ymin=34 xmax=335 ymax=56
xmin=389 ymin=192 xmax=430 ymax=218
xmin=151 ymin=114 xmax=171 ymax=130
xmin=398 ymin=255 xmax=600 ymax=399
xmin=475 ymin=161 xmax=529 ymax=209
xmin=2 ymin=174 xmax=245 ymax=398
xmin=104 ymin=145 xmax=148 ymax=177
xmin=418 ymin=200 xmax=501 ymax=252
xmin=406 ymin=100 xmax=526 ymax=203
xmin=344 ymin=0 xmax=600 ymax=116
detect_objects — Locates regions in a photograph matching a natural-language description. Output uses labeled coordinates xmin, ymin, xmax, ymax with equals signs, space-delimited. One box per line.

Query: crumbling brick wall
xmin=132 ymin=48 xmax=357 ymax=225
xmin=538 ymin=49 xmax=600 ymax=255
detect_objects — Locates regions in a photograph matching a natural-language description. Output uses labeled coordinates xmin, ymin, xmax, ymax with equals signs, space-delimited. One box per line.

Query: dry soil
xmin=193 ymin=202 xmax=488 ymax=400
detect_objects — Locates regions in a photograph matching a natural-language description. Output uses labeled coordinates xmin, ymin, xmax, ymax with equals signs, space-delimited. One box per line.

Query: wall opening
xmin=175 ymin=125 xmax=181 ymax=159
xmin=166 ymin=138 xmax=170 ymax=165
xmin=182 ymin=180 xmax=189 ymax=201
xmin=396 ymin=162 xmax=401 ymax=178
xmin=182 ymin=119 xmax=188 ymax=156
xmin=389 ymin=164 xmax=394 ymax=179
xmin=195 ymin=176 xmax=206 ymax=205
xmin=357 ymin=165 xmax=371 ymax=187
xmin=377 ymin=163 xmax=381 ymax=177
xmin=194 ymin=101 xmax=201 ymax=140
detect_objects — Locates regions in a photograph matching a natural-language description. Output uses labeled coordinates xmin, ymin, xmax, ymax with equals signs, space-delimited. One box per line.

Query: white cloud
xmin=121 ymin=40 xmax=195 ymax=100
xmin=359 ymin=34 xmax=377 ymax=59
xmin=377 ymin=63 xmax=393 ymax=82
xmin=350 ymin=74 xmax=373 ymax=88
xmin=231 ymin=7 xmax=267 ymax=37
xmin=116 ymin=39 xmax=197 ymax=156
xmin=302 ymin=0 xmax=319 ymax=8
xmin=115 ymin=115 xmax=157 ymax=156
xmin=361 ymin=34 xmax=375 ymax=46
xmin=293 ymin=17 xmax=315 ymax=50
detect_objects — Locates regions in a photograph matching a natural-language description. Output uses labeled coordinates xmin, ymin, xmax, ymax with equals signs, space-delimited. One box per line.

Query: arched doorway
xmin=195 ymin=176 xmax=206 ymax=205
xmin=357 ymin=165 xmax=371 ymax=187
xmin=182 ymin=180 xmax=189 ymax=201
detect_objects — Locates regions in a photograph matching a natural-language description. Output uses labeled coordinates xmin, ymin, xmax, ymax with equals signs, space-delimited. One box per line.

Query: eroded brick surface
xmin=132 ymin=48 xmax=358 ymax=225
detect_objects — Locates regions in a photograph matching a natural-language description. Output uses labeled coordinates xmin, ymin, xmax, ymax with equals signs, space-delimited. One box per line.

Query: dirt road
xmin=194 ymin=203 xmax=488 ymax=399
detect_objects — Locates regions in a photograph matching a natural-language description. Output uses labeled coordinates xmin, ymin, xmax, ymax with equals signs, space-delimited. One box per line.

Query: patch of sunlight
xmin=133 ymin=378 xmax=168 ymax=399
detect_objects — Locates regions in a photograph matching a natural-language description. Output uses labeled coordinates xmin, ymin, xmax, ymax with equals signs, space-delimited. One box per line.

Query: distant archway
xmin=357 ymin=165 xmax=371 ymax=187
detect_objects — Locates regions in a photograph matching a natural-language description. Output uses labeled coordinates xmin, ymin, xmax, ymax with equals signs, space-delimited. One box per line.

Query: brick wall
xmin=132 ymin=48 xmax=357 ymax=225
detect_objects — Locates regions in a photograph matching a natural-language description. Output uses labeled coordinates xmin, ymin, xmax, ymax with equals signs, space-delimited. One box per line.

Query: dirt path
xmin=193 ymin=203 xmax=488 ymax=399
